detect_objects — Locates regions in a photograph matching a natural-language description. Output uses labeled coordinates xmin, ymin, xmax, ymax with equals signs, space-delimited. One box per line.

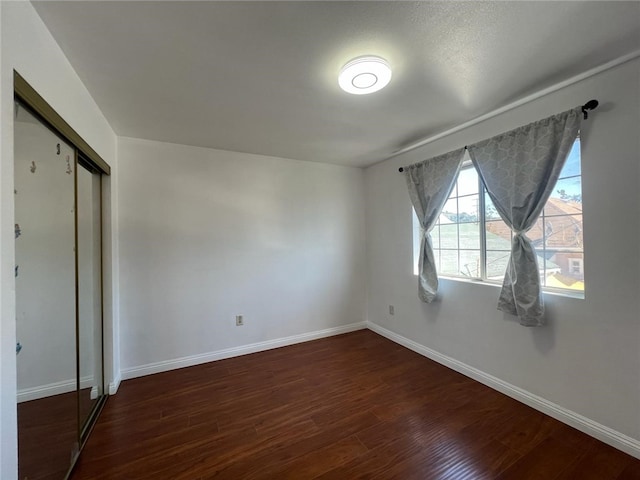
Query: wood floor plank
xmin=617 ymin=460 xmax=640 ymax=479
xmin=495 ymin=435 xmax=586 ymax=480
xmin=67 ymin=330 xmax=640 ymax=479
xmin=260 ymin=434 xmax=369 ymax=480
xmin=316 ymin=435 xmax=439 ymax=480
xmin=496 ymin=410 xmax=562 ymax=455
xmin=200 ymin=411 xmax=381 ymax=479
xmin=555 ymin=440 xmax=634 ymax=480
xmin=18 ymin=391 xmax=78 ymax=480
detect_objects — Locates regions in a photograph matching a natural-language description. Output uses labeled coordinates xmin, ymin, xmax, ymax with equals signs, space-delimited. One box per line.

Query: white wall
xmin=117 ymin=137 xmax=366 ymax=374
xmin=0 ymin=2 xmax=117 ymax=478
xmin=365 ymin=58 xmax=640 ymax=449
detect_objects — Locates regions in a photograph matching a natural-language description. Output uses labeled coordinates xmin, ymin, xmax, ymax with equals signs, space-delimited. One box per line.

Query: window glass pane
xmin=440 ymin=250 xmax=459 ymax=277
xmin=484 ymin=191 xmax=502 ymax=220
xmin=544 ymin=215 xmax=583 ymax=249
xmin=441 ymin=198 xmax=458 ymax=223
xmin=568 ymin=253 xmax=585 ymax=276
xmin=559 ymin=140 xmax=581 ymax=178
xmin=486 ymin=251 xmax=510 ymax=280
xmin=546 ymin=176 xmax=582 ymax=215
xmin=457 ymin=167 xmax=479 ymax=196
xmin=449 ymin=182 xmax=457 ymax=198
xmin=439 ymin=224 xmax=458 ymax=249
xmin=543 ymin=250 xmax=584 ymax=292
xmin=459 ymin=222 xmax=480 ymax=250
xmin=485 ymin=220 xmax=511 ymax=250
xmin=430 ymin=225 xmax=440 ymax=249
xmin=460 ymin=250 xmax=481 ymax=278
xmin=458 ymin=194 xmax=479 ymax=223
xmin=413 ymin=209 xmax=420 ymax=275
xmin=541 ymin=250 xmax=556 ymax=283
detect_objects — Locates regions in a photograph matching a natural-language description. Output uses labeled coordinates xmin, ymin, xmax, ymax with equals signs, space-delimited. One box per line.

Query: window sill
xmin=413 ymin=273 xmax=585 ymax=299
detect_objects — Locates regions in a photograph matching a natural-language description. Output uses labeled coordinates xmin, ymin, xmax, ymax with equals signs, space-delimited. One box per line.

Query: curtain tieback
xmin=512 ymin=231 xmax=531 ymax=245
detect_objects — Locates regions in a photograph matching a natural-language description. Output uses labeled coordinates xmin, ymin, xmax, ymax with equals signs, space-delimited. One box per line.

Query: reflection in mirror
xmin=77 ymin=163 xmax=103 ymax=433
xmin=15 ymin=102 xmax=78 ymax=480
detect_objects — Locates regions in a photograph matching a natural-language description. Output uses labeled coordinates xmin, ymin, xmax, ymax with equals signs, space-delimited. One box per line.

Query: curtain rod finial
xmin=582 ymin=99 xmax=599 ymax=119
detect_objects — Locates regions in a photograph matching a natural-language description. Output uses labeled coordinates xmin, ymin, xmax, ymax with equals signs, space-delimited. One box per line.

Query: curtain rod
xmin=398 ymin=100 xmax=598 ymax=173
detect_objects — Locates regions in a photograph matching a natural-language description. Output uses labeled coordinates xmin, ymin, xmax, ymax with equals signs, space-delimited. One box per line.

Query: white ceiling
xmin=32 ymin=1 xmax=640 ymax=168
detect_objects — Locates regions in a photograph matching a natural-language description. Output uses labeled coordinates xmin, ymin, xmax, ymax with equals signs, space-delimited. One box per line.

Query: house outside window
xmin=413 ymin=139 xmax=584 ymax=295
xmin=569 ymin=258 xmax=584 ymax=276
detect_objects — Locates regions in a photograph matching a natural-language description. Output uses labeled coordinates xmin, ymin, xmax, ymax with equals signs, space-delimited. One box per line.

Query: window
xmin=569 ymin=258 xmax=583 ymax=275
xmin=413 ymin=139 xmax=584 ymax=295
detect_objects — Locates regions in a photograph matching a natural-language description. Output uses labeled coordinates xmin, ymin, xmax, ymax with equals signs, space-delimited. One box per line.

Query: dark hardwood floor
xmin=18 ymin=391 xmax=77 ymax=480
xmin=18 ymin=387 xmax=97 ymax=480
xmin=70 ymin=330 xmax=640 ymax=479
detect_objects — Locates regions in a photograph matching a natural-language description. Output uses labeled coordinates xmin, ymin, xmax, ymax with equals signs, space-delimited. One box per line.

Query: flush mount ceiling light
xmin=338 ymin=56 xmax=392 ymax=95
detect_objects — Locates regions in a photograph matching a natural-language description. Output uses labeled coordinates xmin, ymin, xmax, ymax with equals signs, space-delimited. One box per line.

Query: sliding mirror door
xmin=77 ymin=158 xmax=104 ymax=437
xmin=15 ymin=102 xmax=79 ymax=480
xmin=15 ymin=94 xmax=107 ymax=479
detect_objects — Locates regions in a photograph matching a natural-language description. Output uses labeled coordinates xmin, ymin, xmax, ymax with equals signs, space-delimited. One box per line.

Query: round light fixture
xmin=338 ymin=56 xmax=392 ymax=95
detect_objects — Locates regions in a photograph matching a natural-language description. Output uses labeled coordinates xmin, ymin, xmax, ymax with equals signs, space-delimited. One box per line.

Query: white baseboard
xmin=367 ymin=321 xmax=640 ymax=460
xmin=17 ymin=375 xmax=96 ymax=403
xmin=108 ymin=373 xmax=121 ymax=395
xmin=120 ymin=322 xmax=367 ymax=381
xmin=18 ymin=379 xmax=76 ymax=403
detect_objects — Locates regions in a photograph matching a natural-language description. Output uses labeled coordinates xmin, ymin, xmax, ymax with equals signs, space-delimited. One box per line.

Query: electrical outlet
xmin=236 ymin=315 xmax=244 ymax=326
xmin=389 ymin=305 xmax=395 ymax=315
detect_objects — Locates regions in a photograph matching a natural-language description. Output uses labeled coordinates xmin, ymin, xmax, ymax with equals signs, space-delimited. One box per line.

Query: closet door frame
xmin=14 ymin=72 xmax=110 ymax=175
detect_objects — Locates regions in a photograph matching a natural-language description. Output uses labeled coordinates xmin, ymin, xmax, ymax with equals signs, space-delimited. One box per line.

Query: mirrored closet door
xmin=15 ymin=93 xmax=107 ymax=480
xmin=77 ymin=157 xmax=104 ymax=437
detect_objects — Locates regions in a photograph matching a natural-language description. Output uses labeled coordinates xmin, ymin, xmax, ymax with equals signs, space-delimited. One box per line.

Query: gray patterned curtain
xmin=468 ymin=108 xmax=581 ymax=326
xmin=403 ymin=148 xmax=465 ymax=303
